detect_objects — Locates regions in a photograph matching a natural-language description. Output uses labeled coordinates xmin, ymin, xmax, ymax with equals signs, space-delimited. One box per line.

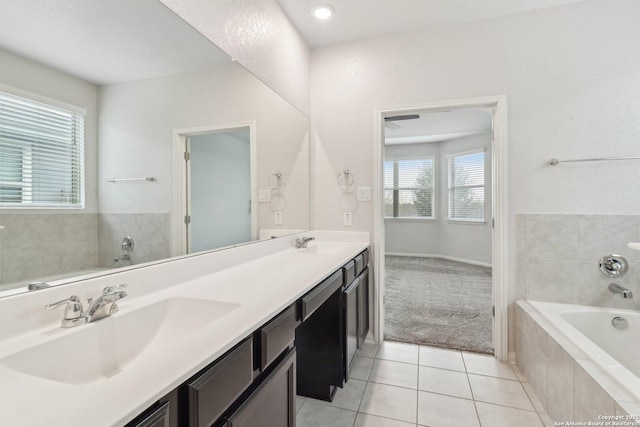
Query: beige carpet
xmin=384 ymin=256 xmax=493 ymax=354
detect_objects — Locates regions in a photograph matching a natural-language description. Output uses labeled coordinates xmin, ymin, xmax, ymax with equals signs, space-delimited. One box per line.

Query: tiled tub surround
xmin=0 ymin=230 xmax=368 ymax=426
xmin=0 ymin=212 xmax=171 ymax=293
xmin=515 ymin=214 xmax=640 ymax=309
xmin=515 ymin=301 xmax=640 ymax=425
xmin=98 ymin=213 xmax=170 ymax=267
xmin=0 ymin=213 xmax=98 ymax=287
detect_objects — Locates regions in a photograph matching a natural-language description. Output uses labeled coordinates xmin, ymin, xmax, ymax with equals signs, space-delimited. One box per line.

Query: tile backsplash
xmin=516 ymin=214 xmax=639 ymax=309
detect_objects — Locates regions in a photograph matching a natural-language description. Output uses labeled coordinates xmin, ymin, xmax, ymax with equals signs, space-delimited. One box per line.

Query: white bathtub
xmin=524 ymin=300 xmax=640 ymax=412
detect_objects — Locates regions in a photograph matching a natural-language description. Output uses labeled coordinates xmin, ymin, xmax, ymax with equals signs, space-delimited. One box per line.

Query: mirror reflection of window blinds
xmin=449 ymin=151 xmax=484 ymax=221
xmin=384 ymin=158 xmax=434 ymax=218
xmin=0 ymin=91 xmax=84 ymax=207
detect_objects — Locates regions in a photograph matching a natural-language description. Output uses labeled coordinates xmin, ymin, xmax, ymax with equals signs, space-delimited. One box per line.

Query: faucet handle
xmin=45 ymin=295 xmax=81 ymax=310
xmin=45 ymin=295 xmax=87 ymax=327
xmin=103 ymin=283 xmax=128 ymax=294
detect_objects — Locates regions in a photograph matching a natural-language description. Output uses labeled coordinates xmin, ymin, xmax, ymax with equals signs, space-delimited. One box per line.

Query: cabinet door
xmin=126 ymin=401 xmax=170 ymax=427
xmin=296 ymin=281 xmax=343 ymax=400
xmin=344 ymin=277 xmax=359 ymax=380
xmin=357 ymin=268 xmax=369 ymax=347
xmin=226 ymin=349 xmax=296 ymax=427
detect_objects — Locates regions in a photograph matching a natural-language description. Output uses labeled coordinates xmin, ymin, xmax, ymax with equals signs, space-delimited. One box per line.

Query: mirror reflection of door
xmin=187 ymin=128 xmax=251 ymax=253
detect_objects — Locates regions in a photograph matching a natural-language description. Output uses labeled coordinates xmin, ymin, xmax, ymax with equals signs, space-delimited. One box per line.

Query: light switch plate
xmin=357 ymin=187 xmax=371 ymax=202
xmin=258 ymin=189 xmax=270 ymax=202
xmin=274 ymin=212 xmax=283 ymax=225
xmin=343 ymin=212 xmax=352 ymax=227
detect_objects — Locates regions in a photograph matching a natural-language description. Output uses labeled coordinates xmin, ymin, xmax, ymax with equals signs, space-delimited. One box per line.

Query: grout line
xmin=473 ymin=398 xmax=538 ymax=413
xmin=417 ymin=388 xmax=476 ymax=401
xmin=466 ymin=371 xmax=521 ymax=382
xmin=416 ymin=346 xmax=420 ymax=426
xmin=462 ymin=354 xmax=484 ymax=426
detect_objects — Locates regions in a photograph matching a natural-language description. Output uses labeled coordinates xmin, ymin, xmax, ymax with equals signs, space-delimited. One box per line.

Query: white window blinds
xmin=0 ymin=90 xmax=85 ymax=207
xmin=384 ymin=158 xmax=434 ymax=218
xmin=448 ymin=151 xmax=484 ymax=221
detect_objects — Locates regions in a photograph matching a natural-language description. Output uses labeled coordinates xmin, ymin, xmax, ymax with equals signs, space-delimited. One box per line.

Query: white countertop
xmin=0 ymin=231 xmax=369 ymax=426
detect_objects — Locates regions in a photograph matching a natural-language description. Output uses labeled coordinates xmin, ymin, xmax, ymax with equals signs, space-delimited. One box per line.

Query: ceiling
xmin=0 ymin=0 xmax=230 ymax=85
xmin=384 ymin=108 xmax=492 ymax=145
xmin=277 ymin=0 xmax=588 ymax=48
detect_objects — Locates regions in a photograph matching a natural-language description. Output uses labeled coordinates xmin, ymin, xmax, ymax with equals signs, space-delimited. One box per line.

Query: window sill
xmin=447 ymin=219 xmax=486 ymax=225
xmin=384 ymin=217 xmax=437 ymax=223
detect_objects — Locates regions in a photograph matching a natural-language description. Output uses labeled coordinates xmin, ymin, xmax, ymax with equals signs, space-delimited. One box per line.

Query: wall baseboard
xmin=385 ymin=252 xmax=492 ymax=268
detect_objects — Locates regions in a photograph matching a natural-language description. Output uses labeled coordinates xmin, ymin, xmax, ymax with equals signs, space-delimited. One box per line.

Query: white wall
xmin=384 ymin=133 xmax=492 ymax=264
xmin=0 ymin=49 xmax=98 ymax=213
xmin=159 ymin=0 xmax=310 ymax=116
xmin=438 ymin=133 xmax=492 ymax=264
xmin=384 ymin=141 xmax=440 ymax=256
xmin=310 ymin=0 xmax=640 ymax=347
xmin=98 ymin=62 xmax=309 ymax=234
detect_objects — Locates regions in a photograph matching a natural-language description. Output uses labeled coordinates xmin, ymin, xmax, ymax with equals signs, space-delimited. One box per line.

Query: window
xmin=384 ymin=158 xmax=434 ymax=218
xmin=448 ymin=150 xmax=485 ymax=221
xmin=0 ymin=90 xmax=84 ymax=207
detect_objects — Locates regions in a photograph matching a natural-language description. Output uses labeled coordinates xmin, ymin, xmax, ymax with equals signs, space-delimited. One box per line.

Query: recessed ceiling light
xmin=313 ymin=5 xmax=334 ymax=20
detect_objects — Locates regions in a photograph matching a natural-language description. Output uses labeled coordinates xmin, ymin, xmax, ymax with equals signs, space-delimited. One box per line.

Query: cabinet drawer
xmin=362 ymin=248 xmax=369 ymax=269
xmin=354 ymin=254 xmax=364 ymax=277
xmin=126 ymin=401 xmax=170 ymax=427
xmin=258 ymin=305 xmax=299 ymax=371
xmin=187 ymin=338 xmax=253 ymax=427
xmin=300 ymin=270 xmax=343 ymax=320
xmin=342 ymin=260 xmax=355 ymax=287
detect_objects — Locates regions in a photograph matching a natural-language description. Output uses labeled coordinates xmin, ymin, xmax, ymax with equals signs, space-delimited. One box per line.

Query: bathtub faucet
xmin=608 ymin=283 xmax=633 ymax=299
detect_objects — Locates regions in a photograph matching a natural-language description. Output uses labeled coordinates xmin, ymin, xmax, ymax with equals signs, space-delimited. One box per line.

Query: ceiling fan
xmin=384 ymin=114 xmax=420 ymax=129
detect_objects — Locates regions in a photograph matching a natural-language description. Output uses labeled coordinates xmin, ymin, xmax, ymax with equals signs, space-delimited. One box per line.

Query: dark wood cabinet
xmin=257 ymin=305 xmax=299 ymax=371
xmin=296 ymin=272 xmax=344 ymax=400
xmin=357 ymin=267 xmax=369 ymax=347
xmin=185 ymin=338 xmax=253 ymax=427
xmin=343 ymin=276 xmax=359 ymax=380
xmin=225 ymin=349 xmax=296 ymax=427
xmin=125 ymin=389 xmax=178 ymax=427
xmin=127 ymin=246 xmax=369 ymax=426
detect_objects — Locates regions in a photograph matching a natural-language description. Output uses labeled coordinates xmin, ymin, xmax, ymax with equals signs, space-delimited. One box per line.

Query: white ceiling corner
xmin=277 ymin=0 xmax=589 ymax=48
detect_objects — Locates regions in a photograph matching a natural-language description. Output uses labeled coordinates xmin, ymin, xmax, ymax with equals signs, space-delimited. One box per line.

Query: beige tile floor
xmin=296 ymin=341 xmax=552 ymax=427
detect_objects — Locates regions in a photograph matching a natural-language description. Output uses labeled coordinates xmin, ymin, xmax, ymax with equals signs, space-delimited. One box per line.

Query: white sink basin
xmin=0 ymin=297 xmax=239 ymax=385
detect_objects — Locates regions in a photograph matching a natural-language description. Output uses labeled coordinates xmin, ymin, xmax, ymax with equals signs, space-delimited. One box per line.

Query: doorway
xmin=373 ymin=95 xmax=508 ymax=360
xmin=383 ymin=108 xmax=493 ymax=353
xmin=172 ymin=123 xmax=257 ymax=255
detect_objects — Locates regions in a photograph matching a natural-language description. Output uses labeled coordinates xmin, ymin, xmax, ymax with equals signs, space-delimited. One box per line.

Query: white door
xmin=187 ymin=129 xmax=251 ymax=253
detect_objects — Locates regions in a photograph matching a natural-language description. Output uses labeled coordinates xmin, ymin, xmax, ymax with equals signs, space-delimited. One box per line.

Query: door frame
xmin=171 ymin=121 xmax=257 ymax=256
xmin=372 ymin=95 xmax=509 ymax=360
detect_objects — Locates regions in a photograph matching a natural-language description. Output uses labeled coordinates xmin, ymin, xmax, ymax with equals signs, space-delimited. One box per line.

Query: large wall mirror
xmin=0 ymin=0 xmax=310 ymax=297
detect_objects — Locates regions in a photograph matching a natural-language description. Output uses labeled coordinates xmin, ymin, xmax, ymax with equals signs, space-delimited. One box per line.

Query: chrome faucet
xmin=87 ymin=284 xmax=128 ymax=321
xmin=46 ymin=295 xmax=89 ymax=328
xmin=46 ymin=284 xmax=128 ymax=328
xmin=113 ymin=254 xmax=131 ymax=262
xmin=295 ymin=236 xmax=315 ymax=249
xmin=609 ymin=283 xmax=633 ymax=299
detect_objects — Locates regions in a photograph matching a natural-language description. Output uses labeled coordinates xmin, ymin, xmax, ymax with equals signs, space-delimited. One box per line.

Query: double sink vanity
xmin=0 ymin=231 xmax=370 ymax=427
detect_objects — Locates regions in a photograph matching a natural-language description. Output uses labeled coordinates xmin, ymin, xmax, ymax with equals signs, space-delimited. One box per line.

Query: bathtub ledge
xmin=515 ymin=300 xmax=640 ymax=425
